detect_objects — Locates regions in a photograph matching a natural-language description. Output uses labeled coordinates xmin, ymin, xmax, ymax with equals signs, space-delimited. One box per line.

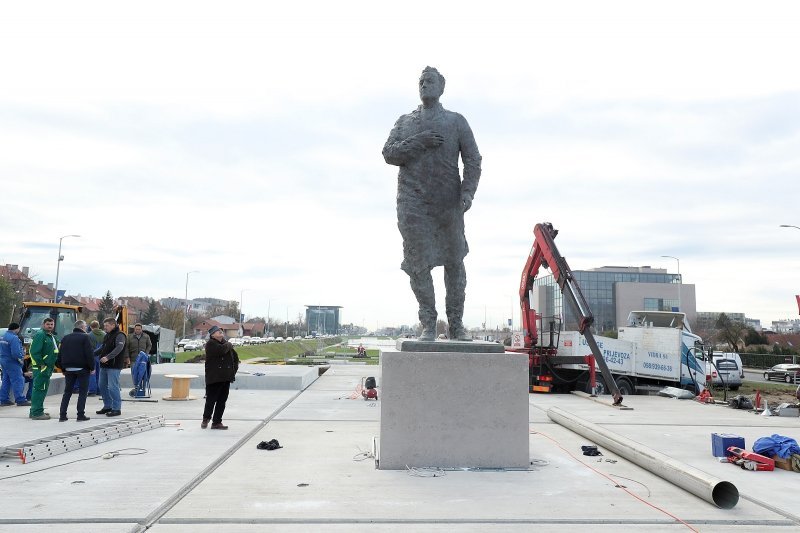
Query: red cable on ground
xmin=348 ymin=383 xmax=364 ymax=399
xmin=531 ymin=429 xmax=699 ymax=533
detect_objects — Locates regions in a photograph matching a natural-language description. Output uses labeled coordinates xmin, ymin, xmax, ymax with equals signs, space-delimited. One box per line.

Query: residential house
xmin=243 ymin=321 xmax=265 ymax=337
xmin=118 ymin=296 xmax=158 ymax=326
xmin=766 ymin=333 xmax=800 ymax=352
xmin=0 ymin=264 xmax=36 ymax=299
xmin=30 ymin=281 xmax=56 ymax=303
xmin=194 ymin=318 xmax=240 ymax=339
xmin=76 ymin=296 xmax=101 ymax=321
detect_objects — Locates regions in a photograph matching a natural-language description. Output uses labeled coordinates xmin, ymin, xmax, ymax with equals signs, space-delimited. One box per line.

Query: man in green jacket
xmin=29 ymin=317 xmax=59 ymax=420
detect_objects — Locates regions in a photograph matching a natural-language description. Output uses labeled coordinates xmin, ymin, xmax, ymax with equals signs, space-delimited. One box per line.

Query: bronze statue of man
xmin=383 ymin=66 xmax=482 ymax=342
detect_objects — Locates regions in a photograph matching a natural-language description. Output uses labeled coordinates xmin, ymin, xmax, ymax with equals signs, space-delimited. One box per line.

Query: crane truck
xmin=509 ymin=223 xmax=708 ymax=402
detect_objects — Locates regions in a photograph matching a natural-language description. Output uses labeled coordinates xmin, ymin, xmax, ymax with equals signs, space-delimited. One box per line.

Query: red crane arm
xmin=518 ymin=222 xmax=622 ymax=404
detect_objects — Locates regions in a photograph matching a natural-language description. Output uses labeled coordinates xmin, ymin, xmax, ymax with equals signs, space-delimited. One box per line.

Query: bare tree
xmin=160 ymin=308 xmax=184 ymax=333
xmin=715 ymin=313 xmax=746 ymax=352
xmin=0 ymin=277 xmax=15 ymax=325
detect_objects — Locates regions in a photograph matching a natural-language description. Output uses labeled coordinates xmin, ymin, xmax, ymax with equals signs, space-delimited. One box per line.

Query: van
xmin=707 ymin=352 xmax=743 ymax=390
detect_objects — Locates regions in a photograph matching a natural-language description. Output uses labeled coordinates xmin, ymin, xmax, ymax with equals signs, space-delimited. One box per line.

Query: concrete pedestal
xmin=378 ymin=350 xmax=529 ymax=470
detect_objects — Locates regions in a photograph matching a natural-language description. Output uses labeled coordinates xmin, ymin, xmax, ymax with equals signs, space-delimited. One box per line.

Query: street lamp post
xmin=267 ymin=299 xmax=272 ymax=337
xmin=780 ymin=225 xmax=799 ymax=364
xmin=240 ymin=289 xmax=251 ymax=337
xmin=183 ymin=271 xmax=199 ymax=340
xmin=54 ymin=234 xmax=80 ymax=302
xmin=661 ymin=255 xmax=680 ymax=312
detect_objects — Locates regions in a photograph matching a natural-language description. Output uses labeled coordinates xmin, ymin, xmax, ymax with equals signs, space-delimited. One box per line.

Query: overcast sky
xmin=1 ymin=1 xmax=798 ymax=331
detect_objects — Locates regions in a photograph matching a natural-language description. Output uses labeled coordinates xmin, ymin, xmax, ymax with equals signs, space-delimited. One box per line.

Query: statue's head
xmin=419 ymin=66 xmax=445 ymax=102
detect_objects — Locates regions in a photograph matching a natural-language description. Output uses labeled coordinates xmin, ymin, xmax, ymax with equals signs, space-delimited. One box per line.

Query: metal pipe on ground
xmin=546 ymin=406 xmax=739 ymax=509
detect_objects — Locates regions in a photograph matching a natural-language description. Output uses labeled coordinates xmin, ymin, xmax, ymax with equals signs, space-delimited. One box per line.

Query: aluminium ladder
xmin=1 ymin=414 xmax=166 ymax=464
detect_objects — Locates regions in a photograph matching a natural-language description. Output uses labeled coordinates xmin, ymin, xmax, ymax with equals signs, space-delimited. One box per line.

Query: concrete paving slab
xmin=296 ymin=366 xmax=375 ymax=392
xmin=149 ymin=525 xmax=792 ymax=533
xmin=1 ymin=388 xmax=297 ymax=445
xmin=273 ymin=388 xmax=380 ymax=421
xmin=0 ymin=388 xmax=299 ymax=530
xmin=9 ymin=524 xmax=138 ymax=532
xmin=2 ymin=361 xmax=799 ymax=532
xmin=162 ymin=418 xmax=789 ymax=528
xmin=530 ymin=394 xmax=800 ymax=522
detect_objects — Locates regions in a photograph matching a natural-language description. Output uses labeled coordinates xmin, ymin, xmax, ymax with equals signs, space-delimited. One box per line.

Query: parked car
xmin=763 ymin=364 xmax=800 ymax=383
xmin=274 ymin=337 xmax=284 ymax=342
xmin=177 ymin=338 xmax=193 ymax=348
xmin=293 ymin=336 xmax=302 ymax=341
xmin=183 ymin=341 xmax=202 ymax=351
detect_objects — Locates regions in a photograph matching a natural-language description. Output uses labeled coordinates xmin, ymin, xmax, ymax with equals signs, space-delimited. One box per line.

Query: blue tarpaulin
xmin=753 ymin=434 xmax=800 ymax=459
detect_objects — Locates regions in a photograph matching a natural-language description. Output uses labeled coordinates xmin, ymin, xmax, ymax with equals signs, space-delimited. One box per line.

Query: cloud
xmin=2 ymin=1 xmax=800 ymax=329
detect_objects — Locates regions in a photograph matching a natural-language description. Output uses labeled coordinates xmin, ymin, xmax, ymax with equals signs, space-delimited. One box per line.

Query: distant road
xmin=743 ymin=369 xmax=769 ymax=383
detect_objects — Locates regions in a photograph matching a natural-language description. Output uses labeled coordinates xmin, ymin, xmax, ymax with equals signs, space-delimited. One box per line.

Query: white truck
xmin=551 ymin=311 xmax=708 ymax=396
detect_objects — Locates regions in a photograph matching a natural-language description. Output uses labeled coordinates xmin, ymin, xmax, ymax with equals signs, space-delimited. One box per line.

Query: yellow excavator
xmin=18 ymin=301 xmax=127 ymax=354
xmin=18 ymin=302 xmax=83 ymax=353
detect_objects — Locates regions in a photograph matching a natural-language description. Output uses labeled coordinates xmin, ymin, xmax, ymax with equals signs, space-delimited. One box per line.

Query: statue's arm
xmin=459 ymin=116 xmax=482 ymax=210
xmin=382 ymin=118 xmax=426 ymax=166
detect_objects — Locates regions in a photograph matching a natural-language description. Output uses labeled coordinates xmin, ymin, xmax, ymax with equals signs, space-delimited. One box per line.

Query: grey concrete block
xmin=149 ymin=363 xmax=319 ymax=391
xmin=378 ymin=351 xmax=529 ymax=469
xmin=396 ymin=338 xmax=504 ymax=353
xmin=46 ymin=373 xmax=65 ymax=396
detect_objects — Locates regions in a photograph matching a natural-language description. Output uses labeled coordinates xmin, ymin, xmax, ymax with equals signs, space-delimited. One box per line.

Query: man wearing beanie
xmin=202 ymin=325 xmax=239 ymax=429
xmin=0 ymin=323 xmax=31 ymax=406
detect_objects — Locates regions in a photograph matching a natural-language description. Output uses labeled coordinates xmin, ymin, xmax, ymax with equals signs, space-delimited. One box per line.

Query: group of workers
xmin=2 ymin=317 xmax=242 ymax=430
xmin=0 ymin=317 xmax=153 ymax=421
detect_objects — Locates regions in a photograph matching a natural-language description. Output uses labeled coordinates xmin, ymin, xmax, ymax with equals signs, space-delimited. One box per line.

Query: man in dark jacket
xmin=202 ymin=325 xmax=239 ymax=429
xmin=58 ymin=320 xmax=95 ymax=422
xmin=97 ymin=318 xmax=126 ymax=417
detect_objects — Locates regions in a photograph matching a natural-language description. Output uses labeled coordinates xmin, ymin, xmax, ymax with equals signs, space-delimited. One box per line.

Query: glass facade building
xmin=305 ymin=305 xmax=342 ymax=335
xmin=533 ymin=267 xmax=683 ymax=333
